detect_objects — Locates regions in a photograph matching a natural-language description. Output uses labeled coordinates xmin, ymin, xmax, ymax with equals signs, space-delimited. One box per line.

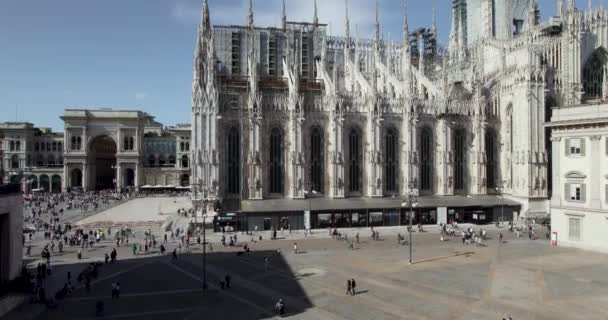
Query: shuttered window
xmin=567 ymin=138 xmax=584 ymax=155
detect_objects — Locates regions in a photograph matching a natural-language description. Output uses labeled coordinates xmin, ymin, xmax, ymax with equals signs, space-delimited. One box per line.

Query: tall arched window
xmin=52 ymin=142 xmax=57 ymax=151
xmin=35 ymin=142 xmax=40 ymax=151
xmin=582 ymin=48 xmax=608 ymax=101
xmin=269 ymin=128 xmax=284 ymax=194
xmin=385 ymin=128 xmax=398 ymax=192
xmin=76 ymin=137 xmax=82 ymax=150
xmin=181 ymin=155 xmax=189 ymax=168
xmin=180 ymin=142 xmax=185 ymax=152
xmin=16 ymin=141 xmax=21 ymax=151
xmin=71 ymin=137 xmax=77 ymax=150
xmin=227 ymin=127 xmax=240 ymax=194
xmin=310 ymin=126 xmax=324 ymax=193
xmin=9 ymin=141 xmax=14 ymax=151
xmin=58 ymin=142 xmax=62 ymax=151
xmin=419 ymin=127 xmax=433 ymax=191
xmin=453 ymin=128 xmax=467 ymax=191
xmin=349 ymin=128 xmax=362 ymax=193
xmin=10 ymin=154 xmax=19 ymax=169
xmin=168 ymin=155 xmax=176 ymax=166
xmin=486 ymin=129 xmax=497 ymax=189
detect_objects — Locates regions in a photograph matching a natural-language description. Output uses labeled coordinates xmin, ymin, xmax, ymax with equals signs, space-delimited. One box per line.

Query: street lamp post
xmin=202 ymin=198 xmax=208 ymax=290
xmin=401 ymin=187 xmax=418 ymax=265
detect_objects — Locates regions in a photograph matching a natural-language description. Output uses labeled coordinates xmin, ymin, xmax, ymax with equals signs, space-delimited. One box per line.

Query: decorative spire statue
xmin=248 ymin=0 xmax=254 ymax=31
xmin=374 ymin=1 xmax=380 ymax=50
xmin=345 ymin=0 xmax=350 ymax=48
xmin=281 ymin=0 xmax=286 ymax=31
xmin=313 ymin=0 xmax=319 ymax=28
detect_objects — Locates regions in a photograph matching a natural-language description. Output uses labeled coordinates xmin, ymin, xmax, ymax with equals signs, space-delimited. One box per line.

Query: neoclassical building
xmin=0 ymin=109 xmax=192 ymax=193
xmin=191 ymin=0 xmax=608 ymax=230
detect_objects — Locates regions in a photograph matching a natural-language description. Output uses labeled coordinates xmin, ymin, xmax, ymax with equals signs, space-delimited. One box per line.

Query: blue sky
xmin=0 ymin=0 xmax=603 ymax=131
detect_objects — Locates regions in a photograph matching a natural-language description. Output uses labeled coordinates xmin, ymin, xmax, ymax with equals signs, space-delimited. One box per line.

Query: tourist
xmin=499 ymin=233 xmax=504 ymax=244
xmin=110 ymin=248 xmax=117 ymax=262
xmin=351 ymin=278 xmax=357 ymax=296
xmin=275 ymin=298 xmax=285 ymax=315
xmin=225 ymin=274 xmax=231 ymax=288
xmin=104 ymin=253 xmax=109 ymax=264
xmin=172 ymin=248 xmax=178 ymax=260
xmin=293 ymin=242 xmax=298 ymax=254
xmin=264 ymin=257 xmax=270 ymax=271
xmin=346 ymin=279 xmax=352 ymax=295
xmin=115 ymin=282 xmax=120 ymax=299
xmin=111 ymin=282 xmax=117 ymax=299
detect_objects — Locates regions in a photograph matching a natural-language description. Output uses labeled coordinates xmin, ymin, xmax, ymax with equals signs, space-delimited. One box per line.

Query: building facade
xmin=548 ymin=104 xmax=608 ymax=252
xmin=191 ymin=0 xmax=608 ymax=230
xmin=0 ymin=110 xmax=191 ymax=193
xmin=0 ymin=184 xmax=23 ymax=285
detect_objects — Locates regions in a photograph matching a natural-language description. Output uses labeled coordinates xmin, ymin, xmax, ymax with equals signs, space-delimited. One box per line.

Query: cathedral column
xmin=367 ymin=99 xmax=384 ymax=197
xmin=288 ymin=95 xmax=305 ymax=199
xmin=247 ymin=96 xmax=263 ymax=200
xmin=401 ymin=108 xmax=418 ymax=195
xmin=436 ymin=118 xmax=453 ymax=196
xmin=471 ymin=114 xmax=487 ymax=195
xmin=329 ymin=96 xmax=345 ymax=198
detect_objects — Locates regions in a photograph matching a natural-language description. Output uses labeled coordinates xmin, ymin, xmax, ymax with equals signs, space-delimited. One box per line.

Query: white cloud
xmin=135 ymin=92 xmax=147 ymax=101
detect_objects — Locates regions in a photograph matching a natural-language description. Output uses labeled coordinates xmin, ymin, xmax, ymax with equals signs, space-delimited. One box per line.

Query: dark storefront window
xmin=383 ymin=210 xmax=400 ymax=226
xmin=333 ymin=213 xmax=350 ymax=228
xmin=369 ymin=212 xmax=383 ymax=227
xmin=316 ymin=213 xmax=332 ymax=229
xmin=351 ymin=212 xmax=367 ymax=227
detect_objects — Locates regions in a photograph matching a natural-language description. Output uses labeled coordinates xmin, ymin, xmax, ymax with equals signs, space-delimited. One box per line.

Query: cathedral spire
xmin=568 ymin=0 xmax=575 ymax=13
xmin=402 ymin=0 xmax=409 ymax=44
xmin=374 ymin=1 xmax=380 ymax=49
xmin=431 ymin=6 xmax=437 ymax=36
xmin=200 ymin=0 xmax=211 ymax=37
xmin=528 ymin=0 xmax=538 ymax=30
xmin=281 ymin=0 xmax=286 ymax=31
xmin=345 ymin=0 xmax=350 ymax=48
xmin=557 ymin=0 xmax=564 ymax=17
xmin=247 ymin=0 xmax=254 ymax=31
xmin=313 ymin=0 xmax=319 ymax=28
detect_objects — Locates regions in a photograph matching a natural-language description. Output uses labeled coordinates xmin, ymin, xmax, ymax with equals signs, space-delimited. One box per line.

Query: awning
xmin=237 ymin=195 xmax=522 ymax=213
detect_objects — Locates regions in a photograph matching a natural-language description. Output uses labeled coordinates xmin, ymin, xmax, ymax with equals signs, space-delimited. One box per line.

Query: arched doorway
xmin=51 ymin=175 xmax=61 ymax=193
xmin=125 ymin=168 xmax=135 ymax=187
xmin=40 ymin=175 xmax=50 ymax=191
xmin=180 ymin=174 xmax=190 ymax=187
xmin=89 ymin=135 xmax=117 ymax=190
xmin=9 ymin=175 xmax=19 ymax=185
xmin=71 ymin=168 xmax=83 ymax=188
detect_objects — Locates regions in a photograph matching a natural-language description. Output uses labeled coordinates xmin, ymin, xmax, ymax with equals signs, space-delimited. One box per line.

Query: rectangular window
xmin=569 ymin=183 xmax=581 ymax=201
xmin=568 ymin=217 xmax=581 ymax=241
xmin=570 ymin=139 xmax=581 ymax=155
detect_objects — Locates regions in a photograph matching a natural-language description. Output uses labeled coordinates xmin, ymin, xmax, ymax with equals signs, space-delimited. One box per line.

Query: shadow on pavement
xmin=10 ymin=250 xmax=313 ymax=320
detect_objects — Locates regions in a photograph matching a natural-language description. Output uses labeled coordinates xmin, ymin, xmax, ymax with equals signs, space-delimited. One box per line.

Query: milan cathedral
xmin=191 ymin=0 xmax=607 ymax=228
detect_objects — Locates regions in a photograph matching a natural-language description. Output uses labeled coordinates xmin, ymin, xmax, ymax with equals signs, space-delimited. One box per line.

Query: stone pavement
xmin=9 ymin=223 xmax=608 ymax=320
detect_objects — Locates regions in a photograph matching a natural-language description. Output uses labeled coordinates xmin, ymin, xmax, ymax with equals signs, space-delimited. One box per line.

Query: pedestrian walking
xmin=264 ymin=257 xmax=270 ymax=271
xmin=346 ymin=279 xmax=352 ymax=295
xmin=275 ymin=298 xmax=285 ymax=316
xmin=111 ymin=282 xmax=117 ymax=299
xmin=172 ymin=248 xmax=178 ymax=260
xmin=351 ymin=278 xmax=356 ymax=296
xmin=499 ymin=233 xmax=504 ymax=244
xmin=115 ymin=282 xmax=120 ymax=299
xmin=293 ymin=242 xmax=298 ymax=254
xmin=225 ymin=274 xmax=231 ymax=288
xmin=104 ymin=253 xmax=109 ymax=264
